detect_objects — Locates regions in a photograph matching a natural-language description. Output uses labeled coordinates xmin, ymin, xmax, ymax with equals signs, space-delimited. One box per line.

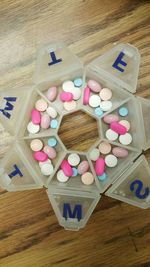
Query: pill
xmin=72 ymin=167 xmax=78 ymax=177
xmin=100 ymin=101 xmax=112 ymax=111
xmin=41 ymin=163 xmax=54 ymax=176
xmin=72 ymin=87 xmax=81 ymax=100
xmin=64 ymin=100 xmax=77 ymax=111
xmin=39 ymin=159 xmax=52 ymax=167
xmin=81 ymin=172 xmax=94 ymax=185
xmin=87 ymin=80 xmax=102 ymax=93
xmin=46 ymin=86 xmax=57 ymax=101
xmin=61 ymin=160 xmax=73 ymax=176
xmin=57 ymin=169 xmax=69 ymax=183
xmin=103 ymin=114 xmax=119 ymax=124
xmin=112 ymin=147 xmax=128 ymax=158
xmin=41 ymin=113 xmax=50 ymax=129
xmin=94 ymin=107 xmax=103 ymax=117
xmin=110 ymin=121 xmax=127 ymax=135
xmin=33 ymin=151 xmax=48 ymax=162
xmin=43 ymin=146 xmax=56 ymax=159
xmin=73 ymin=78 xmax=83 ymax=87
xmin=89 ymin=95 xmax=101 ymax=108
xmin=97 ymin=172 xmax=107 ymax=181
xmin=119 ymin=107 xmax=128 ymax=117
xmin=60 ymin=91 xmax=73 ymax=102
xmin=30 ymin=139 xmax=43 ymax=151
xmin=31 ymin=109 xmax=41 ymax=125
xmin=35 ymin=99 xmax=48 ymax=112
xmin=95 ymin=157 xmax=105 ymax=176
xmin=89 ymin=148 xmax=100 ymax=161
xmin=46 ymin=106 xmax=57 ymax=118
xmin=62 ymin=80 xmax=75 ymax=91
xmin=99 ymin=141 xmax=111 ymax=154
xmin=99 ymin=88 xmax=112 ymax=101
xmin=119 ymin=120 xmax=130 ymax=131
xmin=50 ymin=119 xmax=58 ymax=129
xmin=119 ymin=133 xmax=132 ymax=145
xmin=106 ymin=129 xmax=118 ymax=141
xmin=77 ymin=160 xmax=89 ymax=175
xmin=105 ymin=154 xmax=118 ymax=167
xmin=27 ymin=121 xmax=40 ymax=134
xmin=68 ymin=153 xmax=80 ymax=166
xmin=48 ymin=137 xmax=57 ymax=147
xmin=83 ymin=86 xmax=90 ymax=105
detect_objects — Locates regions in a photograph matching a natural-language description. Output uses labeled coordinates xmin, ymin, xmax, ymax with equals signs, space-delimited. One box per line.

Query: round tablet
xmin=72 ymin=167 xmax=78 ymax=177
xmin=39 ymin=159 xmax=52 ymax=167
xmin=73 ymin=78 xmax=83 ymax=87
xmin=68 ymin=153 xmax=80 ymax=166
xmin=89 ymin=95 xmax=101 ymax=108
xmin=119 ymin=107 xmax=128 ymax=117
xmin=97 ymin=172 xmax=107 ymax=181
xmin=30 ymin=139 xmax=43 ymax=151
xmin=105 ymin=154 xmax=118 ymax=167
xmin=57 ymin=169 xmax=69 ymax=183
xmin=99 ymin=88 xmax=112 ymax=101
xmin=35 ymin=99 xmax=48 ymax=112
xmin=41 ymin=163 xmax=54 ymax=176
xmin=99 ymin=141 xmax=111 ymax=154
xmin=27 ymin=121 xmax=40 ymax=134
xmin=81 ymin=172 xmax=94 ymax=185
xmin=62 ymin=80 xmax=75 ymax=91
xmin=50 ymin=119 xmax=58 ymax=129
xmin=94 ymin=107 xmax=103 ymax=117
xmin=48 ymin=137 xmax=57 ymax=147
xmin=72 ymin=87 xmax=81 ymax=100
xmin=100 ymin=101 xmax=112 ymax=112
xmin=63 ymin=100 xmax=77 ymax=111
xmin=106 ymin=129 xmax=118 ymax=141
xmin=119 ymin=120 xmax=130 ymax=131
xmin=46 ymin=106 xmax=57 ymax=118
xmin=119 ymin=133 xmax=132 ymax=145
xmin=89 ymin=148 xmax=100 ymax=161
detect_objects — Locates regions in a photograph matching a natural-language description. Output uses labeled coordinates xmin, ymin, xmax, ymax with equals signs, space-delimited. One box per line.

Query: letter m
xmin=0 ymin=97 xmax=17 ymax=119
xmin=63 ymin=203 xmax=82 ymax=221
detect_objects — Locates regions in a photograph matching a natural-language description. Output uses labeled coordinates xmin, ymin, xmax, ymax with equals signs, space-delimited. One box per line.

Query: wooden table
xmin=0 ymin=0 xmax=150 ymax=266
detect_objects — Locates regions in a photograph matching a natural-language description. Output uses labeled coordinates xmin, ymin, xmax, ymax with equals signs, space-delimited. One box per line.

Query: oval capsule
xmin=95 ymin=157 xmax=105 ymax=176
xmin=110 ymin=121 xmax=127 ymax=135
xmin=60 ymin=160 xmax=73 ymax=177
xmin=31 ymin=109 xmax=41 ymax=125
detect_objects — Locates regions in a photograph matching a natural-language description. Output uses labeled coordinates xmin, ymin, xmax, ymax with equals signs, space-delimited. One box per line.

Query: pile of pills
xmin=27 ymin=98 xmax=58 ymax=134
xmin=103 ymin=106 xmax=132 ymax=145
xmin=83 ymin=79 xmax=113 ymax=117
xmin=56 ymin=153 xmax=95 ymax=185
xmin=30 ymin=137 xmax=58 ymax=176
xmin=89 ymin=141 xmax=129 ymax=182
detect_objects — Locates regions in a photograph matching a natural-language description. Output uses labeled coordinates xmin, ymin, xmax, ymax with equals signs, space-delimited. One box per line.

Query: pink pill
xmin=77 ymin=160 xmax=89 ymax=175
xmin=43 ymin=146 xmax=56 ymax=159
xmin=33 ymin=151 xmax=48 ymax=162
xmin=46 ymin=86 xmax=57 ymax=102
xmin=61 ymin=160 xmax=73 ymax=177
xmin=41 ymin=114 xmax=50 ymax=129
xmin=60 ymin=91 xmax=73 ymax=102
xmin=110 ymin=121 xmax=127 ymax=135
xmin=87 ymin=80 xmax=102 ymax=93
xmin=31 ymin=109 xmax=41 ymax=125
xmin=95 ymin=157 xmax=105 ymax=176
xmin=83 ymin=86 xmax=90 ymax=105
xmin=112 ymin=147 xmax=128 ymax=158
xmin=103 ymin=114 xmax=119 ymax=124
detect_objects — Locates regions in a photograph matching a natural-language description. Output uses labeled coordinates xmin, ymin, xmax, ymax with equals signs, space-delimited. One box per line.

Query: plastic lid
xmin=88 ymin=43 xmax=140 ymax=93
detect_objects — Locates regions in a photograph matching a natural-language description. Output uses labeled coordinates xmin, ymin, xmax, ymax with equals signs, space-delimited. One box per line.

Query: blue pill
xmin=97 ymin=173 xmax=107 ymax=181
xmin=50 ymin=119 xmax=58 ymax=129
xmin=72 ymin=167 xmax=78 ymax=177
xmin=94 ymin=107 xmax=103 ymax=117
xmin=48 ymin=137 xmax=57 ymax=147
xmin=119 ymin=107 xmax=128 ymax=117
xmin=73 ymin=77 xmax=83 ymax=87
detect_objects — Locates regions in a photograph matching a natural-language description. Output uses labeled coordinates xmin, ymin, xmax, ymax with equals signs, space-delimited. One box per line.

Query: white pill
xmin=62 ymin=81 xmax=75 ymax=92
xmin=119 ymin=133 xmax=132 ymax=145
xmin=89 ymin=95 xmax=101 ymax=108
xmin=39 ymin=159 xmax=52 ymax=168
xmin=119 ymin=120 xmax=130 ymax=131
xmin=89 ymin=148 xmax=100 ymax=161
xmin=27 ymin=121 xmax=40 ymax=134
xmin=100 ymin=101 xmax=112 ymax=111
xmin=57 ymin=169 xmax=69 ymax=182
xmin=46 ymin=106 xmax=57 ymax=118
xmin=72 ymin=87 xmax=81 ymax=100
xmin=105 ymin=154 xmax=118 ymax=167
xmin=41 ymin=163 xmax=54 ymax=175
xmin=68 ymin=153 xmax=80 ymax=166
xmin=106 ymin=129 xmax=118 ymax=141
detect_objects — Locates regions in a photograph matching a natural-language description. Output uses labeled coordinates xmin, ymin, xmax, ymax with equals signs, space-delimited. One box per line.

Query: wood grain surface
xmin=0 ymin=0 xmax=150 ymax=266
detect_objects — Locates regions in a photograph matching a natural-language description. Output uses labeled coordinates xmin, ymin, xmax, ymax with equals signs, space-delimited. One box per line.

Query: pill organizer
xmin=0 ymin=42 xmax=150 ymax=231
